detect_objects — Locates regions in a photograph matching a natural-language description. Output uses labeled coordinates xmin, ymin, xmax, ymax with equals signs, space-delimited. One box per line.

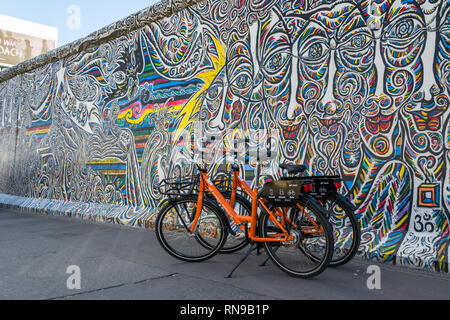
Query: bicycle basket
xmin=259 ymin=179 xmax=303 ymax=207
xmin=158 ymin=176 xmax=198 ymax=197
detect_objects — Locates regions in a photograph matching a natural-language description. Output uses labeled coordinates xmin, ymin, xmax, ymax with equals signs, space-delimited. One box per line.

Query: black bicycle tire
xmin=321 ymin=193 xmax=361 ymax=267
xmin=259 ymin=194 xmax=334 ymax=279
xmin=155 ymin=195 xmax=229 ymax=262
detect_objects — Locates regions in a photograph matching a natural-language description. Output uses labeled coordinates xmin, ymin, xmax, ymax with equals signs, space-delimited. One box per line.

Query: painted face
xmin=201 ymin=10 xmax=307 ymax=160
xmin=359 ymin=0 xmax=449 ymax=159
xmin=356 ymin=1 xmax=423 ymax=158
xmin=200 ymin=30 xmax=252 ymax=130
xmin=313 ymin=4 xmax=375 ymax=131
xmin=225 ymin=9 xmax=314 ymax=161
xmin=199 ymin=0 xmax=449 ymax=165
xmin=249 ymin=10 xmax=307 ymax=160
xmin=293 ymin=3 xmax=375 ymax=173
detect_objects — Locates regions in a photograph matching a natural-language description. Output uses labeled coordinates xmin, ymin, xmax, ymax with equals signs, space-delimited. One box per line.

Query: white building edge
xmin=0 ymin=15 xmax=58 ymax=67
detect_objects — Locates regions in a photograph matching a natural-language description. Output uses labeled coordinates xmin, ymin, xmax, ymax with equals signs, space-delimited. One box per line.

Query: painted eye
xmin=301 ymin=41 xmax=328 ymax=61
xmin=265 ymin=52 xmax=289 ymax=73
xmin=234 ymin=74 xmax=251 ymax=89
xmin=396 ymin=20 xmax=414 ymax=38
xmin=350 ymin=34 xmax=369 ymax=49
xmin=207 ymin=84 xmax=222 ymax=100
xmin=389 ymin=18 xmax=422 ymax=40
xmin=310 ymin=43 xmax=323 ymax=58
xmin=342 ymin=33 xmax=373 ymax=53
xmin=383 ymin=16 xmax=426 ymax=66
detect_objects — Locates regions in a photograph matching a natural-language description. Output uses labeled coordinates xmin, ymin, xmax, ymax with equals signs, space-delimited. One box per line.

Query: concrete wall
xmin=0 ymin=0 xmax=449 ymax=273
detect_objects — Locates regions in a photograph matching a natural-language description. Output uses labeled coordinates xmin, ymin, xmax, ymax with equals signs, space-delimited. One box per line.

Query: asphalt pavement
xmin=0 ymin=207 xmax=449 ymax=300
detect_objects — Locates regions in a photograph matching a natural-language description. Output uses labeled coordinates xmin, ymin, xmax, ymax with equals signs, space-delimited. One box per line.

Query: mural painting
xmin=0 ymin=0 xmax=449 ymax=272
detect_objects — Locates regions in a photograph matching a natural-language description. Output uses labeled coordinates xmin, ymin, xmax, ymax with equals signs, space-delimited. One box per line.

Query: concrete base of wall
xmin=0 ymin=193 xmax=447 ymax=275
xmin=0 ymin=193 xmax=157 ymax=229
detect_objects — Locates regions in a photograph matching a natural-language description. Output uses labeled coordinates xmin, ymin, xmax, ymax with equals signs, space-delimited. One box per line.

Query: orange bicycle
xmin=213 ymin=164 xmax=361 ymax=268
xmin=156 ymin=164 xmax=334 ymax=278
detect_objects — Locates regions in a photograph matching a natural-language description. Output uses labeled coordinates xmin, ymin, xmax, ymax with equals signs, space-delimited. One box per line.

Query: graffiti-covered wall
xmin=0 ymin=0 xmax=449 ymax=273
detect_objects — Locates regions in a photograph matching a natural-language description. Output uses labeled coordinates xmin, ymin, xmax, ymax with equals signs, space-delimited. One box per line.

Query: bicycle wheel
xmin=205 ymin=192 xmax=252 ymax=254
xmin=155 ymin=195 xmax=229 ymax=262
xmin=259 ymin=194 xmax=333 ymax=278
xmin=319 ymin=193 xmax=360 ymax=267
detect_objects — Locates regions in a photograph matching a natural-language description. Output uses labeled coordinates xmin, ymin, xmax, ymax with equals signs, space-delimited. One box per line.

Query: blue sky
xmin=2 ymin=0 xmax=160 ymax=47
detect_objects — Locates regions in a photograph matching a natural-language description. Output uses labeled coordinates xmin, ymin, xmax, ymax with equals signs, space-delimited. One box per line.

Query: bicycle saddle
xmin=280 ymin=164 xmax=307 ymax=175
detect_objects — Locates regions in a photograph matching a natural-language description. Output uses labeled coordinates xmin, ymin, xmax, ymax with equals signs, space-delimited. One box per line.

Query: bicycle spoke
xmin=259 ymin=199 xmax=333 ymax=278
xmin=173 ymin=203 xmax=193 ymax=233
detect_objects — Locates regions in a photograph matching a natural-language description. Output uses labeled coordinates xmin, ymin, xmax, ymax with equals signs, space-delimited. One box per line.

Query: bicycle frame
xmin=227 ymin=168 xmax=323 ymax=236
xmin=192 ymin=167 xmax=324 ymax=243
xmin=194 ymin=171 xmax=293 ymax=243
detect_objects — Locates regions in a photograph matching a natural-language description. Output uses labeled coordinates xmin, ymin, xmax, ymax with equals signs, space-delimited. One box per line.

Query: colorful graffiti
xmin=0 ymin=0 xmax=449 ymax=272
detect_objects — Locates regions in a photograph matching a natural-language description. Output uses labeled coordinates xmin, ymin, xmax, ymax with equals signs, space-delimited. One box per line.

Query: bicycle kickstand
xmin=226 ymin=243 xmax=263 ymax=279
xmin=260 ymin=256 xmax=271 ymax=267
xmin=260 ymin=246 xmax=280 ymax=267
